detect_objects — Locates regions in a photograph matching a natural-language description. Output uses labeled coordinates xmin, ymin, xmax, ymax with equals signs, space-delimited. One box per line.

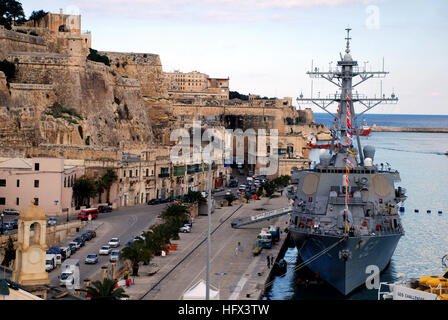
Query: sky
xmin=21 ymin=0 xmax=448 ymax=115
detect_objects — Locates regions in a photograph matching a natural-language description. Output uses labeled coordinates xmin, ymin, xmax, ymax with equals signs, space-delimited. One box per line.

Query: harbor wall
xmin=371 ymin=126 xmax=448 ymax=133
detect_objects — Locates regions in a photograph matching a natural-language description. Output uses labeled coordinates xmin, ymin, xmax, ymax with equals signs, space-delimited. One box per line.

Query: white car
xmin=109 ymin=249 xmax=120 ymax=262
xmin=3 ymin=208 xmax=19 ymax=215
xmin=99 ymin=245 xmax=111 ymax=255
xmin=179 ymin=225 xmax=191 ymax=233
xmin=238 ymin=184 xmax=247 ymax=191
xmin=108 ymin=238 xmax=120 ymax=247
xmin=225 ymin=189 xmax=232 ymax=196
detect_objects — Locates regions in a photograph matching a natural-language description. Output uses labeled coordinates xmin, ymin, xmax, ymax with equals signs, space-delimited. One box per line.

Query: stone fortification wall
xmin=100 ymin=51 xmax=167 ymax=99
xmin=0 ymin=26 xmax=47 ymax=60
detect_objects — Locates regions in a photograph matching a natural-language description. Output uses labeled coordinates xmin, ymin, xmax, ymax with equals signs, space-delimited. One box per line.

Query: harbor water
xmin=264 ymin=114 xmax=448 ymax=300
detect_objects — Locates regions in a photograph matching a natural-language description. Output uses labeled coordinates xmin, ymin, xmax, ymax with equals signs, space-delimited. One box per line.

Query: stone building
xmin=0 ymin=157 xmax=84 ymax=215
xmin=165 ymin=70 xmax=229 ymax=99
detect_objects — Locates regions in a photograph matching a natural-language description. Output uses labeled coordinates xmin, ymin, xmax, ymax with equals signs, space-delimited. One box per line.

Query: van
xmin=46 ymin=254 xmax=57 ymax=271
xmin=59 ymin=246 xmax=71 ymax=260
xmin=59 ymin=259 xmax=80 ymax=289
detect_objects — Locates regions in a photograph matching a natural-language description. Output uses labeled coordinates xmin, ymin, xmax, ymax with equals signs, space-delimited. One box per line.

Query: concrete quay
xmin=371 ymin=126 xmax=448 ymax=133
xmin=124 ymin=194 xmax=291 ymax=300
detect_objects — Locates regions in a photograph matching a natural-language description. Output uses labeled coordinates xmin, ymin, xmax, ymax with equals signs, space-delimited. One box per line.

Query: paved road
xmin=46 ymin=203 xmax=167 ymax=290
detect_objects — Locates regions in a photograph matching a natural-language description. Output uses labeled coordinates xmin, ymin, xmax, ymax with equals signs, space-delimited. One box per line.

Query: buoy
xmin=414 ymin=209 xmax=419 ymax=213
xmin=399 ymin=207 xmax=405 ymax=212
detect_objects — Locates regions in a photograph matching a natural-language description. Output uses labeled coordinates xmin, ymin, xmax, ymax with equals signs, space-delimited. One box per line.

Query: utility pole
xmin=206 ymin=155 xmax=212 ymax=300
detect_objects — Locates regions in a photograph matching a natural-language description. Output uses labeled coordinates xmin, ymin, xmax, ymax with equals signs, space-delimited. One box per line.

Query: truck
xmin=268 ymin=225 xmax=280 ymax=242
xmin=45 ymin=254 xmax=57 ymax=271
xmin=257 ymin=229 xmax=273 ymax=249
xmin=59 ymin=258 xmax=80 ymax=289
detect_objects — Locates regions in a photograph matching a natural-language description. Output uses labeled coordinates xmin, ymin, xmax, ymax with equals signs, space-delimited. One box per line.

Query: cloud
xmin=71 ymin=0 xmax=383 ymax=22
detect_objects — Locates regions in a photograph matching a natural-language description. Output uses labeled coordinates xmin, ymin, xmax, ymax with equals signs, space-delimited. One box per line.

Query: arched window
xmin=30 ymin=222 xmax=41 ymax=244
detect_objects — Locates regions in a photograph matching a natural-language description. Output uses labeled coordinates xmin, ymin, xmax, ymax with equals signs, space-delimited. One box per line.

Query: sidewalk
xmin=123 ymin=194 xmax=290 ymax=300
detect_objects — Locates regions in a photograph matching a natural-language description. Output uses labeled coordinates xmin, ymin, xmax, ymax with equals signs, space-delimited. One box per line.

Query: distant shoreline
xmin=371 ymin=126 xmax=448 ymax=133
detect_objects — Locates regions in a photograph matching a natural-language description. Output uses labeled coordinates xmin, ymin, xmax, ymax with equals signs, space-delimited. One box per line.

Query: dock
xmin=123 ymin=194 xmax=291 ymax=300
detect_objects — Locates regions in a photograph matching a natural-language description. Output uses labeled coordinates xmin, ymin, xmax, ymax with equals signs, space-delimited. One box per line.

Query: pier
xmin=123 ymin=194 xmax=291 ymax=300
xmin=371 ymin=126 xmax=448 ymax=133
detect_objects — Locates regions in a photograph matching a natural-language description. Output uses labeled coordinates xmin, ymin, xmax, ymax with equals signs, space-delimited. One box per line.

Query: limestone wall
xmin=0 ymin=27 xmax=47 ymax=60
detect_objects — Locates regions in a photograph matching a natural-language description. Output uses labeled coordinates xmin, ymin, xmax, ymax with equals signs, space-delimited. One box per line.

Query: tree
xmin=87 ymin=48 xmax=110 ymax=66
xmin=244 ymin=194 xmax=251 ymax=203
xmin=256 ymin=188 xmax=263 ymax=199
xmin=182 ymin=190 xmax=206 ymax=205
xmin=100 ymin=169 xmax=117 ymax=204
xmin=95 ymin=178 xmax=107 ymax=204
xmin=83 ymin=278 xmax=128 ymax=300
xmin=1 ymin=236 xmax=15 ymax=267
xmin=160 ymin=203 xmax=189 ymax=223
xmin=72 ymin=176 xmax=97 ymax=208
xmin=120 ymin=242 xmax=151 ymax=276
xmin=225 ymin=193 xmax=235 ymax=206
xmin=262 ymin=181 xmax=276 ymax=197
xmin=6 ymin=0 xmax=24 ymax=26
xmin=29 ymin=9 xmax=47 ymax=21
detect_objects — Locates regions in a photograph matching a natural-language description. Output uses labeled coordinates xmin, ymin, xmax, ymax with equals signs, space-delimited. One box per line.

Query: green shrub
xmin=87 ymin=48 xmax=110 ymax=66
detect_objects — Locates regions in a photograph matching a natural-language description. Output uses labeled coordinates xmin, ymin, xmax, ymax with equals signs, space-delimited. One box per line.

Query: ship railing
xmin=378 ymin=282 xmax=394 ymax=300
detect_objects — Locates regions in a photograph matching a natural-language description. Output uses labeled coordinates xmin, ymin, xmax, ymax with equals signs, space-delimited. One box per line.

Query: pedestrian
xmin=266 ymin=255 xmax=271 ymax=268
xmin=270 ymin=255 xmax=274 ymax=266
xmin=234 ymin=246 xmax=239 ymax=256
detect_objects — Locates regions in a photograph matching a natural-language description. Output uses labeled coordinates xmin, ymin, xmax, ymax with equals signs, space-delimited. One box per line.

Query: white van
xmin=46 ymin=254 xmax=57 ymax=271
xmin=59 ymin=259 xmax=80 ymax=289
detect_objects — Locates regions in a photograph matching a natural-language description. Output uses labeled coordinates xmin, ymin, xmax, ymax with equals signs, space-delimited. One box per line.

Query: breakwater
xmin=371 ymin=126 xmax=448 ymax=133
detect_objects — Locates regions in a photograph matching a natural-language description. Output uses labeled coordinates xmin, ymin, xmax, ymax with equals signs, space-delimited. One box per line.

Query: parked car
xmin=229 ymin=180 xmax=238 ymax=188
xmin=3 ymin=208 xmax=19 ymax=215
xmin=80 ymin=233 xmax=90 ymax=242
xmin=85 ymin=230 xmax=96 ymax=239
xmin=147 ymin=199 xmax=161 ymax=205
xmin=109 ymin=249 xmax=120 ymax=262
xmin=98 ymin=205 xmax=113 ymax=213
xmin=99 ymin=245 xmax=111 ymax=255
xmin=179 ymin=225 xmax=191 ymax=233
xmin=11 ymin=219 xmax=18 ymax=229
xmin=59 ymin=246 xmax=71 ymax=260
xmin=125 ymin=239 xmax=136 ymax=247
xmin=3 ymin=222 xmax=14 ymax=230
xmin=238 ymin=184 xmax=247 ymax=191
xmin=68 ymin=242 xmax=79 ymax=252
xmin=82 ymin=232 xmax=93 ymax=241
xmin=225 ymin=189 xmax=233 ymax=196
xmin=85 ymin=254 xmax=98 ymax=264
xmin=47 ymin=217 xmax=57 ymax=226
xmin=73 ymin=237 xmax=85 ymax=247
xmin=108 ymin=238 xmax=120 ymax=248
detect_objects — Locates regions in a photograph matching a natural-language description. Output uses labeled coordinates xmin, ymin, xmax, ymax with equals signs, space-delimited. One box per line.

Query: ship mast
xmin=297 ymin=28 xmax=398 ymax=165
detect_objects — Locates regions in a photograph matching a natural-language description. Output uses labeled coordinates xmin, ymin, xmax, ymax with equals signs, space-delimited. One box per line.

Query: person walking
xmin=270 ymin=255 xmax=274 ymax=266
xmin=266 ymin=255 xmax=271 ymax=268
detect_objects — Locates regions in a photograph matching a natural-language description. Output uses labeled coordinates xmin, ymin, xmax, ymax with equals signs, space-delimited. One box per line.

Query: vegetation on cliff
xmin=229 ymin=91 xmax=249 ymax=100
xmin=44 ymin=102 xmax=83 ymax=124
xmin=87 ymin=48 xmax=110 ymax=66
xmin=28 ymin=9 xmax=47 ymax=21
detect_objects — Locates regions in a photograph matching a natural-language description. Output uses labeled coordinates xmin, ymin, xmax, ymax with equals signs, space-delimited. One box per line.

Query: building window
xmin=0 ymin=198 xmax=5 ymax=205
xmin=71 ymin=176 xmax=74 ymax=187
xmin=34 ymin=198 xmax=39 ymax=206
xmin=136 ymin=169 xmax=138 ymax=177
xmin=64 ymin=177 xmax=67 ymax=187
xmin=35 ymin=163 xmax=40 ymax=171
xmin=16 ymin=198 xmax=19 ymax=206
xmin=34 ymin=180 xmax=39 ymax=188
xmin=146 ymin=168 xmax=149 ymax=176
xmin=129 ymin=170 xmax=132 ymax=177
xmin=0 ymin=179 xmax=5 ymax=187
xmin=123 ymin=170 xmax=126 ymax=177
xmin=17 ymin=179 xmax=20 ymax=187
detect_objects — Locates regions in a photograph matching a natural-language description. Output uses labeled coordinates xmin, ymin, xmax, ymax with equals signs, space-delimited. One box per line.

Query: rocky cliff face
xmin=0 ymin=28 xmax=165 ymax=159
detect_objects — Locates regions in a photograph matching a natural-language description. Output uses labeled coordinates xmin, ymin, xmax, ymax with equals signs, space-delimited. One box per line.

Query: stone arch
xmin=30 ymin=222 xmax=41 ymax=245
xmin=58 ymin=24 xmax=68 ymax=32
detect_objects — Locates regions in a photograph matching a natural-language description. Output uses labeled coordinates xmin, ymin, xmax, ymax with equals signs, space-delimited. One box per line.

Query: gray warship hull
xmin=289 ymin=228 xmax=402 ymax=295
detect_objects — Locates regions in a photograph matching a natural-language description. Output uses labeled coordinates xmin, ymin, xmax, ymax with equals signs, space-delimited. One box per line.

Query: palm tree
xmin=160 ymin=203 xmax=189 ymax=223
xmin=120 ymin=242 xmax=151 ymax=276
xmin=84 ymin=278 xmax=128 ymax=300
xmin=1 ymin=236 xmax=15 ymax=267
xmin=95 ymin=177 xmax=107 ymax=204
xmin=182 ymin=190 xmax=206 ymax=205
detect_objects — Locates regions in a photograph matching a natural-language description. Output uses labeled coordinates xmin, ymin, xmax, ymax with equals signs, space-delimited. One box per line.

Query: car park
xmin=98 ymin=205 xmax=113 ymax=213
xmin=85 ymin=254 xmax=98 ymax=264
xmin=108 ymin=238 xmax=120 ymax=247
xmin=47 ymin=217 xmax=57 ymax=226
xmin=3 ymin=208 xmax=19 ymax=215
xmin=109 ymin=249 xmax=120 ymax=262
xmin=99 ymin=245 xmax=111 ymax=255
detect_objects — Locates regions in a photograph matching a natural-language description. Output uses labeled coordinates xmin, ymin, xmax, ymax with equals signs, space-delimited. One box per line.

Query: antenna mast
xmin=297 ymin=28 xmax=398 ymax=165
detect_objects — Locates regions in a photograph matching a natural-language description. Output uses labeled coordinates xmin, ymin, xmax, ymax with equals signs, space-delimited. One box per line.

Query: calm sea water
xmin=264 ymin=114 xmax=448 ymax=300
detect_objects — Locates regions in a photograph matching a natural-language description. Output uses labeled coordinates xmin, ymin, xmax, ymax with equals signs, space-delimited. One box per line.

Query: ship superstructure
xmin=287 ymin=29 xmax=407 ymax=295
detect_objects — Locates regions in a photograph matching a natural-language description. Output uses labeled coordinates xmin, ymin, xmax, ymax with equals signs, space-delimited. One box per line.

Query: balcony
xmin=158 ymin=173 xmax=170 ymax=178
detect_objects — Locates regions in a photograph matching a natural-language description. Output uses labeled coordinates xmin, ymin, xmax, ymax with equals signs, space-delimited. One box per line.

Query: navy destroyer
xmin=287 ymin=29 xmax=407 ymax=295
